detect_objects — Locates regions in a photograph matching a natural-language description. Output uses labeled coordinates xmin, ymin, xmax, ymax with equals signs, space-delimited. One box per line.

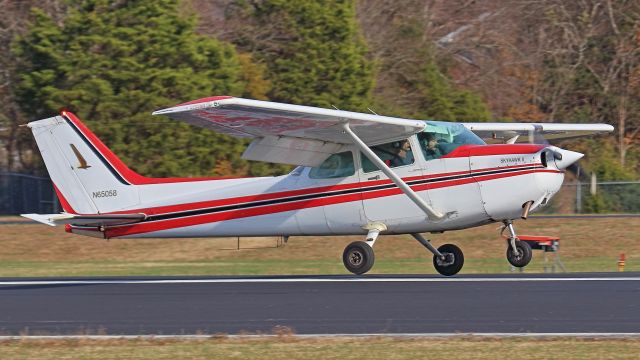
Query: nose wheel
xmin=506 ymin=240 xmax=532 ymax=267
xmin=503 ymin=220 xmax=533 ymax=268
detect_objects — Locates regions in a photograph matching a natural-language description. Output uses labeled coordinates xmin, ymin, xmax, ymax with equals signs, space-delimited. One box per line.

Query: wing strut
xmin=341 ymin=123 xmax=444 ymax=220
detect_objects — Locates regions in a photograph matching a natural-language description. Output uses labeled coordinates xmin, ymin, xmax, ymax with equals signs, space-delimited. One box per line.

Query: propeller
xmin=527 ymin=124 xmax=583 ymax=170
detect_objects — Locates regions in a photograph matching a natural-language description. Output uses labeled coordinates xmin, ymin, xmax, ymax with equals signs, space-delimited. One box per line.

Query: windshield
xmin=417 ymin=121 xmax=485 ymax=159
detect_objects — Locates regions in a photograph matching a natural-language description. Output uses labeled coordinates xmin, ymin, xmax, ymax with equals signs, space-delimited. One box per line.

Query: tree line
xmin=0 ymin=0 xmax=638 ymax=188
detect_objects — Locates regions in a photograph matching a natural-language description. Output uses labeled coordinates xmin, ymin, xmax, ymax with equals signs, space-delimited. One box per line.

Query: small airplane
xmin=22 ymin=96 xmax=613 ymax=275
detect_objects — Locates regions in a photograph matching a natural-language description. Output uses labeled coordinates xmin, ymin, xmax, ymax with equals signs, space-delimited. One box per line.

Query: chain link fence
xmin=539 ymin=181 xmax=640 ymax=214
xmin=0 ymin=172 xmax=59 ymax=215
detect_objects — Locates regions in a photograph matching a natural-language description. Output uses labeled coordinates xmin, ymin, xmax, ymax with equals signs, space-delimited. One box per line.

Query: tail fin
xmin=27 ymin=112 xmax=141 ymax=214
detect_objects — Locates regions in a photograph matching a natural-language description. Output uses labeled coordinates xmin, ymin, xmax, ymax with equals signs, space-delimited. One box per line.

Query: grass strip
xmin=1 ymin=337 xmax=640 ymax=359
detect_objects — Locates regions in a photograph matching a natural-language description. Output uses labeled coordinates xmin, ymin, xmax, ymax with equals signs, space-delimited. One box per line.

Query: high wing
xmin=153 ymin=96 xmax=425 ymax=166
xmin=463 ymin=122 xmax=614 ymax=144
xmin=22 ymin=213 xmax=146 ymax=227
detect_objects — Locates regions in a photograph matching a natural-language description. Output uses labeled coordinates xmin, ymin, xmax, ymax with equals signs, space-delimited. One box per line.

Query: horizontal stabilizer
xmin=21 ymin=213 xmax=146 ymax=227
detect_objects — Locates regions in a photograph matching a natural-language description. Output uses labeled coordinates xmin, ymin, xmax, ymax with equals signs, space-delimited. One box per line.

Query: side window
xmin=361 ymin=139 xmax=414 ymax=173
xmin=417 ymin=132 xmax=444 ymax=161
xmin=309 ymin=151 xmax=355 ymax=179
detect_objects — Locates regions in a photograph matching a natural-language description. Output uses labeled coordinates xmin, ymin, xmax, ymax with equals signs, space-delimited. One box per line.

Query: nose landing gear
xmin=502 ymin=220 xmax=532 ymax=268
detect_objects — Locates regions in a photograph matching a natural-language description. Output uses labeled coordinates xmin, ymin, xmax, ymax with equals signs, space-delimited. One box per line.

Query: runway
xmin=1 ymin=273 xmax=639 ymax=336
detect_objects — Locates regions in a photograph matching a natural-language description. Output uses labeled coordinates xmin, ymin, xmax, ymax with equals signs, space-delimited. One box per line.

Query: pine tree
xmin=415 ymin=61 xmax=492 ymax=122
xmin=228 ymin=0 xmax=374 ymax=110
xmin=12 ymin=0 xmax=260 ymax=177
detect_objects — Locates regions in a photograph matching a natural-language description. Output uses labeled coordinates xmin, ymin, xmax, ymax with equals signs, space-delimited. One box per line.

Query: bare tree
xmin=526 ymin=0 xmax=640 ymax=166
xmin=357 ymin=0 xmax=639 ymax=168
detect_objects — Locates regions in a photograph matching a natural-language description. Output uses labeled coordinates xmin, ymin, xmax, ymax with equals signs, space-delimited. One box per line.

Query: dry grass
xmin=2 ymin=216 xmax=639 ymax=261
xmin=1 ymin=337 xmax=640 ymax=359
xmin=0 ymin=216 xmax=638 ymax=276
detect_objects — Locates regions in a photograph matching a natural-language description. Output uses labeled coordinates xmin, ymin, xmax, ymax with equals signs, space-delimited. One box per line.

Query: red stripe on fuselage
xmin=103 ymin=167 xmax=560 ymax=237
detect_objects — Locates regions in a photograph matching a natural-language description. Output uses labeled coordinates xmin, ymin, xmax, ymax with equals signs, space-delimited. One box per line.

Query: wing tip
xmin=174 ymin=95 xmax=234 ymax=107
xmin=21 ymin=213 xmax=62 ymax=226
xmin=153 ymin=95 xmax=235 ymax=116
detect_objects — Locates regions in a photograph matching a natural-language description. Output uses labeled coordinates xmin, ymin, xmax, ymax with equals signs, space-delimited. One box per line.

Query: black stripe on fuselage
xmin=62 ymin=116 xmax=131 ymax=185
xmin=141 ymin=165 xmax=546 ymax=223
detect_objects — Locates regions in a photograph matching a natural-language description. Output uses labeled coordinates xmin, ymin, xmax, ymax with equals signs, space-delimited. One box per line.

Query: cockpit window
xmin=417 ymin=121 xmax=485 ymax=160
xmin=309 ymin=151 xmax=355 ymax=179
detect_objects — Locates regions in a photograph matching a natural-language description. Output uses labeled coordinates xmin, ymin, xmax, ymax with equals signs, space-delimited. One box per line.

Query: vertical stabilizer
xmin=27 ymin=113 xmax=140 ymax=214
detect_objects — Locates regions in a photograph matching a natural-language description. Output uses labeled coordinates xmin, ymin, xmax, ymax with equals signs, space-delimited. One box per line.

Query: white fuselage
xmin=77 ymin=140 xmax=564 ymax=239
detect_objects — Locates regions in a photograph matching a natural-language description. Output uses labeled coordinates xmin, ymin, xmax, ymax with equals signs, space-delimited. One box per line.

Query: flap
xmin=242 ymin=136 xmax=343 ymax=166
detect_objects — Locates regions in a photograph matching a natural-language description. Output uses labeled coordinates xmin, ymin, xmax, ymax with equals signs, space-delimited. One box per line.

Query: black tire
xmin=433 ymin=244 xmax=464 ymax=276
xmin=506 ymin=240 xmax=533 ymax=267
xmin=343 ymin=241 xmax=375 ymax=275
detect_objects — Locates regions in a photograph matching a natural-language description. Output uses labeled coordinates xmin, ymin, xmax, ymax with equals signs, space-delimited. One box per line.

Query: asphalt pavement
xmin=1 ymin=273 xmax=639 ymax=335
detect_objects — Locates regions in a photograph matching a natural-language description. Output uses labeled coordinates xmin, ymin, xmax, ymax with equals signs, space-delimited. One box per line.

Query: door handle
xmin=368 ymin=175 xmax=380 ymax=180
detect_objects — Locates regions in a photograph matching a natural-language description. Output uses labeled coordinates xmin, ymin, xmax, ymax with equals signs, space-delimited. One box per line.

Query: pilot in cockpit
xmin=422 ymin=132 xmax=443 ymax=160
xmin=390 ymin=139 xmax=413 ymax=167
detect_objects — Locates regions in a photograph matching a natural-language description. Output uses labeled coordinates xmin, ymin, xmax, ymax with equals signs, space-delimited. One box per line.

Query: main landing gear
xmin=342 ymin=225 xmax=381 ymax=275
xmin=502 ymin=220 xmax=532 ymax=268
xmin=341 ymin=228 xmax=464 ymax=276
xmin=343 ymin=241 xmax=375 ymax=275
xmin=411 ymin=233 xmax=464 ymax=276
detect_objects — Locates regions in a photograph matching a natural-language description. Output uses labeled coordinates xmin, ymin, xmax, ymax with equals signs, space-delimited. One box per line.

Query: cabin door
xmin=360 ymin=137 xmax=431 ymax=226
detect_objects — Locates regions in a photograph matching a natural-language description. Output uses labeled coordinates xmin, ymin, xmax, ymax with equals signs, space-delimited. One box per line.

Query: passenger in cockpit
xmin=423 ymin=133 xmax=443 ymax=160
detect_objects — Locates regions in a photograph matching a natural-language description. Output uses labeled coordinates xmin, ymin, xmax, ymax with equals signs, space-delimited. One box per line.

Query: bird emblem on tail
xmin=70 ymin=144 xmax=91 ymax=169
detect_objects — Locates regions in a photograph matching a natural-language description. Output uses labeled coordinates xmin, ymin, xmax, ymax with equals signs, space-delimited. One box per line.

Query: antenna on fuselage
xmin=367 ymin=107 xmax=379 ymax=115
